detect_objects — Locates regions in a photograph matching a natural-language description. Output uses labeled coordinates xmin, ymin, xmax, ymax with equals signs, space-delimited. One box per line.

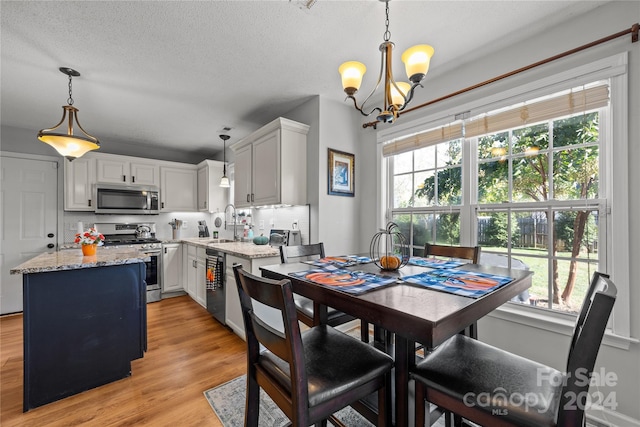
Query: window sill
xmin=487 ymin=302 xmax=637 ymax=350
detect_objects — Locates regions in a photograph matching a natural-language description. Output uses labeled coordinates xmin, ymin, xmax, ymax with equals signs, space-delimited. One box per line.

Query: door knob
xmin=47 ymin=233 xmax=55 ymax=238
xmin=47 ymin=243 xmax=55 ymax=249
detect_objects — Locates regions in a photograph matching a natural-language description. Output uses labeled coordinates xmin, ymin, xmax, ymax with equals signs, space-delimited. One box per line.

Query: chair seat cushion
xmin=294 ymin=294 xmax=344 ymax=321
xmin=411 ymin=334 xmax=563 ymax=427
xmin=259 ymin=325 xmax=394 ymax=407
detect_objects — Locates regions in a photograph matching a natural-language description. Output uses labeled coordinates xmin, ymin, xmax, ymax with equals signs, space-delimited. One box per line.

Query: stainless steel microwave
xmin=94 ymin=184 xmax=160 ymax=214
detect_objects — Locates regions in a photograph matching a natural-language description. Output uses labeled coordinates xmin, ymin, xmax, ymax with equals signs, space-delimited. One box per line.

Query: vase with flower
xmin=75 ymin=227 xmax=105 ymax=256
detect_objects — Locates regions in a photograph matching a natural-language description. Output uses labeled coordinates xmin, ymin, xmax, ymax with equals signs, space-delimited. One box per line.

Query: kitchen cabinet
xmin=183 ymin=244 xmax=206 ymax=308
xmin=162 ymin=243 xmax=182 ymax=293
xmin=231 ymin=117 xmax=309 ymax=208
xmin=64 ymin=157 xmax=96 ymax=211
xmin=225 ymin=253 xmax=280 ymax=339
xmin=160 ymin=166 xmax=197 ymax=212
xmin=197 ymin=160 xmax=227 ymax=212
xmin=96 ymin=156 xmax=159 ymax=186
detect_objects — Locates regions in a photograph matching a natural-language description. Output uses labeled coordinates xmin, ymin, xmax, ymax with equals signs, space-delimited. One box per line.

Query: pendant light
xmin=219 ymin=134 xmax=231 ymax=188
xmin=38 ymin=67 xmax=100 ymax=161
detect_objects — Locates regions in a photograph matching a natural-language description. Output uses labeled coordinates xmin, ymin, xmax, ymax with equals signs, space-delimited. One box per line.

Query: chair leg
xmin=414 ymin=380 xmax=426 ymax=427
xmin=245 ymin=375 xmax=260 ymax=427
xmin=378 ymin=373 xmax=392 ymax=427
xmin=361 ymin=320 xmax=370 ymax=343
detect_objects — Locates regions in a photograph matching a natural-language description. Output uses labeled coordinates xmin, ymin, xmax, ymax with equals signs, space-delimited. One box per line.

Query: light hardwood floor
xmin=1 ymin=295 xmax=247 ymax=426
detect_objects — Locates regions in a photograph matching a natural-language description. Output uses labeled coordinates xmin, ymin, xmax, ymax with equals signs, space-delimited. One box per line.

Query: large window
xmin=386 ymin=82 xmax=609 ymax=315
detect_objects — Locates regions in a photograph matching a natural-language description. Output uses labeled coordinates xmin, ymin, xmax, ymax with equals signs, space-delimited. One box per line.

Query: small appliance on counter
xmin=269 ymin=229 xmax=302 ymax=247
xmin=198 ymin=220 xmax=210 ymax=238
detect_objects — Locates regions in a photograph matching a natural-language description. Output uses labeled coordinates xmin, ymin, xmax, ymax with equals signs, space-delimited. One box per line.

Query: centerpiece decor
xmin=370 ymin=222 xmax=409 ymax=271
xmin=75 ymin=227 xmax=105 ymax=256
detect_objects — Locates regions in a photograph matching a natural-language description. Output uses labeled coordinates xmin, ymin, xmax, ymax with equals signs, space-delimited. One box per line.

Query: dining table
xmin=260 ymin=257 xmax=533 ymax=427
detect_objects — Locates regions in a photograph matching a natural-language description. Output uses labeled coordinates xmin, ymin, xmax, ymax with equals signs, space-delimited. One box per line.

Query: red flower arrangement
xmin=74 ymin=227 xmax=105 ymax=246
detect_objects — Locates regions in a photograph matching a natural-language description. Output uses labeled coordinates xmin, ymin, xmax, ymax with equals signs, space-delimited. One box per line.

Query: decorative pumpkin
xmin=370 ymin=222 xmax=409 ymax=271
xmin=253 ymin=234 xmax=269 ymax=245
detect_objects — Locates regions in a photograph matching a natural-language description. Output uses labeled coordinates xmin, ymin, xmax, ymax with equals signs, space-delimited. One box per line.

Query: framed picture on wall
xmin=328 ymin=148 xmax=355 ymax=197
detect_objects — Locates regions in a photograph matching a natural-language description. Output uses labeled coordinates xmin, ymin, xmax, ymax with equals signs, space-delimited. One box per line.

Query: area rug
xmin=204 ymin=375 xmax=374 ymax=427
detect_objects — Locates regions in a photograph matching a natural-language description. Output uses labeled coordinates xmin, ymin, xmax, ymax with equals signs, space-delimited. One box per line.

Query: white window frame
xmin=377 ymin=53 xmax=633 ymax=348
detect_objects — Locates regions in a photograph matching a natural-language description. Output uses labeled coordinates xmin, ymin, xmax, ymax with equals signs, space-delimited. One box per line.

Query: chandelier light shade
xmin=338 ymin=0 xmax=434 ymax=128
xmin=219 ymin=134 xmax=231 ymax=188
xmin=38 ymin=67 xmax=100 ymax=161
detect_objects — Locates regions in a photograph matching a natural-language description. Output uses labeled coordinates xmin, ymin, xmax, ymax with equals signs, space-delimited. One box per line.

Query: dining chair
xmin=280 ymin=244 xmax=364 ymax=337
xmin=410 ymin=271 xmax=617 ymax=427
xmin=424 ymin=243 xmax=481 ymax=339
xmin=232 ymin=264 xmax=394 ymax=427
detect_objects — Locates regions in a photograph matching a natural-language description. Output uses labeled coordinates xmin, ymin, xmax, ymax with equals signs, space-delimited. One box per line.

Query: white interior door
xmin=1 ymin=157 xmax=58 ymax=314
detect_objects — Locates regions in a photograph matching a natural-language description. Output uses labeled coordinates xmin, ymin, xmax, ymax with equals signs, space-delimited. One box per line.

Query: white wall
xmin=361 ymin=2 xmax=640 ymax=424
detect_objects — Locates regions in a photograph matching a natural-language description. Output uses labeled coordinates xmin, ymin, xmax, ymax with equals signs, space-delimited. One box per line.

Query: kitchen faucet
xmin=224 ymin=204 xmax=239 ymax=241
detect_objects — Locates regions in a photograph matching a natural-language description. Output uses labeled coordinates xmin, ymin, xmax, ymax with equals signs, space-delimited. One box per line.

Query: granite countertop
xmin=179 ymin=237 xmax=279 ymax=259
xmin=10 ymin=247 xmax=150 ymax=275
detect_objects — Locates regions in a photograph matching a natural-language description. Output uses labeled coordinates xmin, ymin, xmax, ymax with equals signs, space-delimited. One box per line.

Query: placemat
xmin=303 ymin=255 xmax=374 ymax=268
xmin=407 ymin=257 xmax=465 ymax=269
xmin=402 ymin=268 xmax=514 ymax=298
xmin=290 ymin=266 xmax=396 ymax=295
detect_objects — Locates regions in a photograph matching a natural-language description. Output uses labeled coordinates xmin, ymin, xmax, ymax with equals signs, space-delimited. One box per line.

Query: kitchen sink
xmin=205 ymin=239 xmax=235 ymax=244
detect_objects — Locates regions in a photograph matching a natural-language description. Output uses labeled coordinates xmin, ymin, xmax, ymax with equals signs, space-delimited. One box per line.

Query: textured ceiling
xmin=1 ymin=0 xmax=609 ymax=159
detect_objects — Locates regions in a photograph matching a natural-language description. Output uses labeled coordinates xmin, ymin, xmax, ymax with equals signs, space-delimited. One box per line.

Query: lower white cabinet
xmin=183 ymin=244 xmax=206 ymax=308
xmin=162 ymin=243 xmax=182 ymax=293
xmin=225 ymin=254 xmax=280 ymax=339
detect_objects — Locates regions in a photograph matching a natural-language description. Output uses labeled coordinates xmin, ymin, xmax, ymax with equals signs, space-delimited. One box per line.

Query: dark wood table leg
xmin=394 ymin=334 xmax=409 ymax=427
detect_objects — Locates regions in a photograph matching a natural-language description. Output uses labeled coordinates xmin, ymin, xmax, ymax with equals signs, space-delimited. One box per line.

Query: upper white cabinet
xmin=231 ymin=117 xmax=309 ymax=208
xmin=197 ymin=160 xmax=228 ymax=212
xmin=64 ymin=157 xmax=96 ymax=211
xmin=160 ymin=165 xmax=197 ymax=212
xmin=96 ymin=156 xmax=159 ymax=186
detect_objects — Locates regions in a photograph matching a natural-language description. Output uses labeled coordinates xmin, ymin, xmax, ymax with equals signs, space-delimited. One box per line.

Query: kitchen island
xmin=11 ymin=248 xmax=149 ymax=411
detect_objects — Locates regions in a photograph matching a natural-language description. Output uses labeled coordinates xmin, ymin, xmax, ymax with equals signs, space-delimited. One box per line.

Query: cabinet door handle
xmin=132 ymin=176 xmax=136 ymax=183
xmin=123 ymin=175 xmax=126 ymax=182
xmin=164 ymin=247 xmax=167 ymax=254
xmin=251 ymin=193 xmax=254 ymax=202
xmin=161 ymin=202 xmax=164 ymax=209
xmin=88 ymin=199 xmax=92 ymax=207
xmin=247 ymin=194 xmax=250 ymax=203
xmin=47 ymin=243 xmax=55 ymax=249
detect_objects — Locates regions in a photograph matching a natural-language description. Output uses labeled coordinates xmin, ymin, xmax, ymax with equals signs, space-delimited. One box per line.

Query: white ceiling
xmin=1 ymin=0 xmax=609 ymax=159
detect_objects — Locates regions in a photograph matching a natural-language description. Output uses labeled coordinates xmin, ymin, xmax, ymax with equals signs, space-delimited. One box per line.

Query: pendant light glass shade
xmin=38 ymin=68 xmax=100 ymax=161
xmin=219 ymin=134 xmax=231 ymax=188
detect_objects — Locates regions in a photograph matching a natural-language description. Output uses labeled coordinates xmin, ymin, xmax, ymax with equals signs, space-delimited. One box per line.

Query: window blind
xmin=383 ymin=84 xmax=609 ymax=157
xmin=465 ymin=84 xmax=609 ymax=138
xmin=382 ymin=122 xmax=463 ymax=157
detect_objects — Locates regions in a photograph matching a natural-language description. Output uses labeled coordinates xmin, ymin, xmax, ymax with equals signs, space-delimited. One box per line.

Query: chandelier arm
xmin=345 ymin=95 xmax=383 ymax=117
xmin=396 ymin=82 xmax=423 ymax=113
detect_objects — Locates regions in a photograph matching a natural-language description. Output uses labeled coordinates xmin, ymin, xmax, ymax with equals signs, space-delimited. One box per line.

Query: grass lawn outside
xmin=482 ymin=246 xmax=599 ymax=314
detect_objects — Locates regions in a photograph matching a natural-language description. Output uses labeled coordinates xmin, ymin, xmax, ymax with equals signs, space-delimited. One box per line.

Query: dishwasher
xmin=205 ymin=248 xmax=225 ymax=325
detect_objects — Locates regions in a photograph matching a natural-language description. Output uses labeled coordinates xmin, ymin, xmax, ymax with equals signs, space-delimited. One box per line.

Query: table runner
xmin=290 ymin=266 xmax=396 ymax=295
xmin=402 ymin=268 xmax=514 ymax=298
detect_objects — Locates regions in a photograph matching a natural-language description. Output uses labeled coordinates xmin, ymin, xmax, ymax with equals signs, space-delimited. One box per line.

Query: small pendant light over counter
xmin=219 ymin=134 xmax=231 ymax=188
xmin=38 ymin=67 xmax=100 ymax=161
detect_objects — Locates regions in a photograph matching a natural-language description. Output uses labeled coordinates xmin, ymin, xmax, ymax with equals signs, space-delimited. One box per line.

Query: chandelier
xmin=38 ymin=67 xmax=100 ymax=161
xmin=339 ymin=0 xmax=434 ymax=128
xmin=219 ymin=134 xmax=231 ymax=188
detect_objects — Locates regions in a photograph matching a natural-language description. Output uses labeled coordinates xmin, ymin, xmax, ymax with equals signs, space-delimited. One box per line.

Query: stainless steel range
xmin=95 ymin=223 xmax=162 ymax=303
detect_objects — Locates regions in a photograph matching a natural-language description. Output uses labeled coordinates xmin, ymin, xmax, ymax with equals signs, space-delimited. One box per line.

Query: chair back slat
xmin=424 ymin=243 xmax=481 ymax=264
xmin=558 ymin=272 xmax=617 ymax=426
xmin=232 ymin=264 xmax=305 ymax=377
xmin=280 ymin=243 xmax=325 ymax=263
